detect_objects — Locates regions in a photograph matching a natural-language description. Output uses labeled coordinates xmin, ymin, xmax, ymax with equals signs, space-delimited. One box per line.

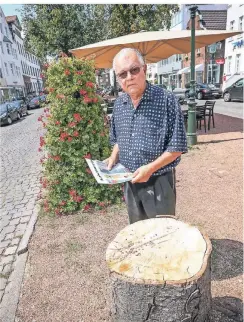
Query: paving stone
xmin=4 ymin=232 xmax=15 ymax=241
xmin=0 ymin=255 xmax=14 ymax=267
xmin=9 ymin=218 xmax=20 ymax=226
xmin=2 ymin=226 xmax=15 ymax=235
xmin=0 ymin=278 xmax=7 ymax=290
xmin=4 ymin=246 xmax=17 ymax=256
xmin=14 ymin=231 xmax=25 ymax=238
xmin=11 ymin=212 xmax=23 ymax=219
xmin=10 ymin=238 xmax=20 ymax=246
xmin=0 ymin=240 xmax=10 ymax=248
xmin=20 ymin=216 xmax=30 ymax=224
xmin=4 ymin=280 xmax=12 ymax=293
xmin=2 ymin=263 xmax=12 ymax=275
xmin=0 ymin=265 xmax=3 ymax=273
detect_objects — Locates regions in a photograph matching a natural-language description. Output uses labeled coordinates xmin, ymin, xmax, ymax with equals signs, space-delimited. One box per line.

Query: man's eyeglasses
xmin=117 ymin=66 xmax=143 ymax=80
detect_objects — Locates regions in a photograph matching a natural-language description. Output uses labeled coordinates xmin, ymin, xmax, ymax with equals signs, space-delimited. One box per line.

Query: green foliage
xmin=19 ymin=4 xmax=179 ymax=61
xmin=39 ymin=56 xmax=122 ymax=215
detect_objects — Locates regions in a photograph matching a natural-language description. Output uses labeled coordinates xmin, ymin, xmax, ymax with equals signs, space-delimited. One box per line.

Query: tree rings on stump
xmin=106 ymin=217 xmax=212 ymax=322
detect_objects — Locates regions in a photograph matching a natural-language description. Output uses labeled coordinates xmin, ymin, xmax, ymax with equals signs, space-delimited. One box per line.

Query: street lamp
xmin=187 ymin=5 xmax=198 ymax=146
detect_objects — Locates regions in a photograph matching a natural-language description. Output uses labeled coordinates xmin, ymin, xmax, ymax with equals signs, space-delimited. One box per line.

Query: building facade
xmin=0 ymin=7 xmax=25 ymax=101
xmin=223 ymin=4 xmax=244 ymax=90
xmin=0 ymin=6 xmax=43 ymax=102
xmin=157 ymin=4 xmax=228 ymax=89
xmin=6 ymin=14 xmax=43 ymax=96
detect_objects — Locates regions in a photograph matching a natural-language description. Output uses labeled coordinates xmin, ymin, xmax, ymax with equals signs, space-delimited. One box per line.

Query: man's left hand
xmin=131 ymin=165 xmax=153 ymax=184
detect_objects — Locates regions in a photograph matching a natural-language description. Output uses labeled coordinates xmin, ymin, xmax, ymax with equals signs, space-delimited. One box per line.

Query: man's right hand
xmin=103 ymin=157 xmax=117 ymax=170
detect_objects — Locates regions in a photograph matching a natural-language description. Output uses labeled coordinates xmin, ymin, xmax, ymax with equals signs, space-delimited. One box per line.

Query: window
xmin=228 ymin=56 xmax=232 ymax=74
xmin=229 ymin=20 xmax=235 ymax=41
xmin=0 ymin=23 xmax=2 ymax=34
xmin=5 ymin=27 xmax=8 ymax=37
xmin=0 ymin=41 xmax=3 ymax=54
xmin=4 ymin=63 xmax=9 ymax=76
xmin=15 ymin=66 xmax=19 ymax=77
xmin=0 ymin=68 xmax=3 ymax=78
xmin=13 ymin=48 xmax=18 ymax=59
xmin=236 ymin=54 xmax=241 ymax=73
xmin=10 ymin=63 xmax=15 ymax=76
xmin=235 ymin=79 xmax=243 ymax=87
xmin=6 ymin=43 xmax=11 ymax=54
xmin=239 ymin=16 xmax=243 ymax=31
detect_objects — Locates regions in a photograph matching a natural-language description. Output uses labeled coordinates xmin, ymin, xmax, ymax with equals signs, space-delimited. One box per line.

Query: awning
xmin=195 ymin=64 xmax=204 ymax=72
xmin=177 ymin=67 xmax=190 ymax=75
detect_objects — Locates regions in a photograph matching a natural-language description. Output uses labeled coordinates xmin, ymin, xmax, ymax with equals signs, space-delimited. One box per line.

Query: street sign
xmin=215 ymin=58 xmax=225 ymax=65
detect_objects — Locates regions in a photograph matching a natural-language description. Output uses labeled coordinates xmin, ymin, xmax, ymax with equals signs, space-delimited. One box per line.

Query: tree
xmin=39 ymin=57 xmax=122 ymax=215
xmin=19 ymin=4 xmax=179 ymax=61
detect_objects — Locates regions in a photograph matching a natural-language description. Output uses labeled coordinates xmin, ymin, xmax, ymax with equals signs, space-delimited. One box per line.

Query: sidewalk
xmin=13 ymin=114 xmax=244 ymax=322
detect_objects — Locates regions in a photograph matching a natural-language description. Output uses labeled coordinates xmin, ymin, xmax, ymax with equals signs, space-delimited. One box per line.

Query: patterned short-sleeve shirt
xmin=110 ymin=82 xmax=188 ymax=176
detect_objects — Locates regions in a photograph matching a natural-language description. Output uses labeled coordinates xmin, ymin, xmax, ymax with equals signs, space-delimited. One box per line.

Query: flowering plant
xmin=39 ymin=57 xmax=122 ymax=215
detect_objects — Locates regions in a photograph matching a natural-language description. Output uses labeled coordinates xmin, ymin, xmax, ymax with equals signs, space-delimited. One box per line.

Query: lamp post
xmin=187 ymin=5 xmax=198 ymax=146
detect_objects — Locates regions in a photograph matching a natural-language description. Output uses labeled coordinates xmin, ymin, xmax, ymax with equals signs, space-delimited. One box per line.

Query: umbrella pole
xmin=187 ymin=6 xmax=198 ymax=146
xmin=113 ymin=70 xmax=118 ymax=97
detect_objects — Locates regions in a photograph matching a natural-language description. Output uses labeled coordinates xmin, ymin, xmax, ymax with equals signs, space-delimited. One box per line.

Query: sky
xmin=1 ymin=4 xmax=23 ymax=21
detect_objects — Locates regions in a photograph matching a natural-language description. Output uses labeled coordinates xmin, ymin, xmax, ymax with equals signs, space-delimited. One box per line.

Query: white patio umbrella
xmin=69 ymin=30 xmax=242 ymax=68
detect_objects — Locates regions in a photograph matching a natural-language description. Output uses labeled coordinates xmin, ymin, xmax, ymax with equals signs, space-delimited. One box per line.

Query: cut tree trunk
xmin=106 ymin=217 xmax=212 ymax=322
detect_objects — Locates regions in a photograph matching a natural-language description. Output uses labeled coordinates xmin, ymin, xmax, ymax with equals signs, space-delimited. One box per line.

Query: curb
xmin=0 ymin=205 xmax=39 ymax=322
xmin=17 ymin=206 xmax=39 ymax=255
xmin=0 ymin=252 xmax=28 ymax=322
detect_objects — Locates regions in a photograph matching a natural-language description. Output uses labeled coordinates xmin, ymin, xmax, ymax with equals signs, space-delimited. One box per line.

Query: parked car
xmin=185 ymin=83 xmax=222 ymax=100
xmin=27 ymin=96 xmax=41 ymax=109
xmin=0 ymin=103 xmax=21 ymax=126
xmin=10 ymin=100 xmax=29 ymax=117
xmin=223 ymin=78 xmax=243 ymax=102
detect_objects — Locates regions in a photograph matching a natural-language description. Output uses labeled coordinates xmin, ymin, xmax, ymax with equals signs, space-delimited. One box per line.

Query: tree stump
xmin=106 ymin=217 xmax=212 ymax=322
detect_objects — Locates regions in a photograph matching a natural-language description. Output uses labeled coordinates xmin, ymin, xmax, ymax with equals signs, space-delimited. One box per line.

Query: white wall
xmin=223 ymin=4 xmax=244 ymax=88
xmin=0 ymin=7 xmax=24 ymax=94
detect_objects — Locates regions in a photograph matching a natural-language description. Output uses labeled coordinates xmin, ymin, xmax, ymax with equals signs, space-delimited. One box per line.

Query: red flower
xmin=59 ymin=200 xmax=67 ymax=206
xmin=43 ymin=63 xmax=49 ymax=69
xmin=53 ymin=155 xmax=61 ymax=161
xmin=76 ymin=71 xmax=84 ymax=75
xmin=79 ymin=89 xmax=87 ymax=96
xmin=64 ymin=69 xmax=70 ymax=76
xmin=74 ymin=195 xmax=83 ymax=202
xmin=83 ymin=204 xmax=91 ymax=211
xmin=43 ymin=122 xmax=47 ymax=128
xmin=55 ymin=121 xmax=61 ymax=125
xmin=69 ymin=189 xmax=76 ymax=196
xmin=67 ymin=136 xmax=73 ymax=142
xmin=93 ymin=97 xmax=98 ymax=103
xmin=40 ymin=136 xmax=45 ymax=147
xmin=38 ymin=148 xmax=42 ymax=152
xmin=86 ymin=81 xmax=94 ymax=88
xmin=86 ymin=168 xmax=92 ymax=174
xmin=40 ymin=73 xmax=45 ymax=79
xmin=73 ymin=113 xmax=82 ymax=122
xmin=99 ymin=202 xmax=105 ymax=207
xmin=73 ymin=131 xmax=79 ymax=137
xmin=60 ymin=132 xmax=69 ymax=141
xmin=84 ymin=153 xmax=91 ymax=159
xmin=38 ymin=116 xmax=43 ymax=122
xmin=68 ymin=122 xmax=76 ymax=128
xmin=83 ymin=96 xmax=93 ymax=104
xmin=49 ymin=87 xmax=55 ymax=92
xmin=56 ymin=94 xmax=65 ymax=99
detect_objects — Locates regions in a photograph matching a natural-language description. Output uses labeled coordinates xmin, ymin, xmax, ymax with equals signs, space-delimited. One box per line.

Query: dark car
xmin=0 ymin=103 xmax=21 ymax=126
xmin=27 ymin=96 xmax=41 ymax=109
xmin=223 ymin=78 xmax=243 ymax=102
xmin=185 ymin=83 xmax=222 ymax=100
xmin=10 ymin=100 xmax=29 ymax=117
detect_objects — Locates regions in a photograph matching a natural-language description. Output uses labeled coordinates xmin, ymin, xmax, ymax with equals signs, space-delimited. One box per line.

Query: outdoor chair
xmin=196 ymin=105 xmax=207 ymax=133
xmin=204 ymin=100 xmax=216 ymax=130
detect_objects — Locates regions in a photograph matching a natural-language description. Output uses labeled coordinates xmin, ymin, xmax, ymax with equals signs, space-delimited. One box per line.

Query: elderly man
xmin=106 ymin=48 xmax=187 ymax=224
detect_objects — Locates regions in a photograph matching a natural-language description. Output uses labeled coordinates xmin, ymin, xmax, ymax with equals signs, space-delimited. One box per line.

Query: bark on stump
xmin=106 ymin=217 xmax=212 ymax=322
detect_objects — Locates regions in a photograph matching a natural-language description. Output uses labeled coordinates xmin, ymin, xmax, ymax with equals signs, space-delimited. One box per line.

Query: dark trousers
xmin=124 ymin=169 xmax=176 ymax=224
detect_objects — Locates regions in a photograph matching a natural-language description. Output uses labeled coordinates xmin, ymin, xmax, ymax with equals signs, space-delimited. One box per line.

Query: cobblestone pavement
xmin=0 ymin=107 xmax=44 ymax=303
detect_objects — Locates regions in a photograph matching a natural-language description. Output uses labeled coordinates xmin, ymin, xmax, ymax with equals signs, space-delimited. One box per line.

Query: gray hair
xmin=112 ymin=48 xmax=145 ymax=71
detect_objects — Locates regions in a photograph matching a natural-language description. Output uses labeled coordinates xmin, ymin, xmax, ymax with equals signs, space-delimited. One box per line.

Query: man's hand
xmin=103 ymin=156 xmax=117 ymax=170
xmin=131 ymin=165 xmax=153 ymax=184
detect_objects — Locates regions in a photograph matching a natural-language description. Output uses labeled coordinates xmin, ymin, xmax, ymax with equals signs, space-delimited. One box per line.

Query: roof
xmin=201 ymin=10 xmax=227 ymax=30
xmin=6 ymin=15 xmax=17 ymax=23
